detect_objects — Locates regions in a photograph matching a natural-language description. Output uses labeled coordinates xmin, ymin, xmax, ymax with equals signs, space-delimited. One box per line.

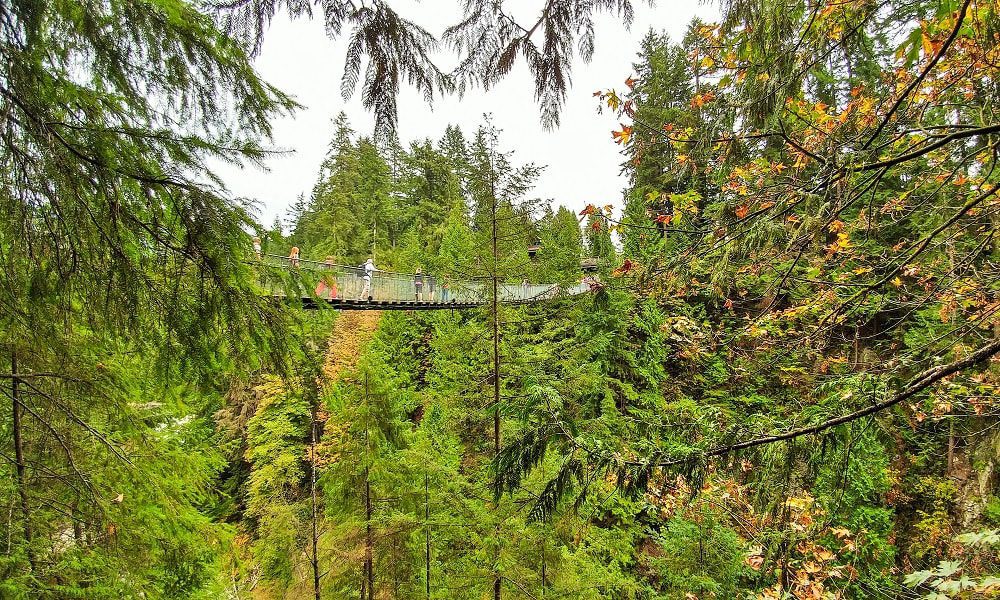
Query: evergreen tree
xmin=0 ymin=0 xmax=294 ymax=595
xmin=584 ymin=214 xmax=616 ymax=262
xmin=537 ymin=205 xmax=584 ymax=283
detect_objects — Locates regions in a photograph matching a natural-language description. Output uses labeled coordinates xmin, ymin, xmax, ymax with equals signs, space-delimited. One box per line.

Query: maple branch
xmin=818 ymin=165 xmax=1000 ymax=329
xmin=657 ymin=338 xmax=1000 ymax=466
xmin=856 ymin=123 xmax=1000 ymax=172
xmin=861 ymin=0 xmax=972 ymax=149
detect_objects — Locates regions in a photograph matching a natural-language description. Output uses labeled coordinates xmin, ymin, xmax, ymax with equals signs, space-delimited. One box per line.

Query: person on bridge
xmin=288 ymin=246 xmax=300 ymax=268
xmin=358 ymin=257 xmax=378 ymax=300
xmin=252 ymin=236 xmax=262 ymax=259
xmin=426 ymin=273 xmax=436 ymax=301
xmin=315 ymin=256 xmax=338 ymax=299
xmin=414 ymin=266 xmax=424 ymax=301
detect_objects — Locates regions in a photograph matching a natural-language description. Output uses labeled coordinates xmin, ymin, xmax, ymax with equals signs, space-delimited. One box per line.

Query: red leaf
xmin=613 ymin=258 xmax=636 ymax=276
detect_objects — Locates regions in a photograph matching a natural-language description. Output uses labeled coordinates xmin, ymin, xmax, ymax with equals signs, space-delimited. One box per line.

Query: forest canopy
xmin=4 ymin=0 xmax=1000 ymax=599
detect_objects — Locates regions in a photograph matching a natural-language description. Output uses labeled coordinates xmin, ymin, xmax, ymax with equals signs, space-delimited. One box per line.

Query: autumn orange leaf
xmin=735 ymin=204 xmax=749 ymax=219
xmin=625 ymin=77 xmax=636 ymax=89
xmin=613 ymin=258 xmax=635 ymax=276
xmin=612 ymin=124 xmax=633 ymax=145
xmin=759 ymin=201 xmax=775 ymax=210
xmin=745 ymin=549 xmax=765 ymax=571
xmin=690 ymin=91 xmax=716 ymax=108
xmin=579 ymin=204 xmax=597 ymax=216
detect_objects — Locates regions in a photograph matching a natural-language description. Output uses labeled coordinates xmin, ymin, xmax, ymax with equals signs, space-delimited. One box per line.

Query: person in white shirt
xmin=358 ymin=258 xmax=378 ymax=300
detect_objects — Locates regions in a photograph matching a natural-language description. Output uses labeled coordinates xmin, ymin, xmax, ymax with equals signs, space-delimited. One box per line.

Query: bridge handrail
xmin=256 ymin=253 xmax=594 ymax=305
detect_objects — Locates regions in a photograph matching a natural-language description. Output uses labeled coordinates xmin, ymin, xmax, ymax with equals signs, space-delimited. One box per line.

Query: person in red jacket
xmin=315 ymin=256 xmax=338 ymax=299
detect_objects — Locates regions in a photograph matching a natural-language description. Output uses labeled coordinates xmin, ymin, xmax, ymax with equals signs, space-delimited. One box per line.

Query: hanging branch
xmin=652 ymin=338 xmax=1000 ymax=467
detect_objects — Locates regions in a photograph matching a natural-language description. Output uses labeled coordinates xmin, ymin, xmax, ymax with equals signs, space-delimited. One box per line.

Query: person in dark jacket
xmin=414 ymin=266 xmax=424 ymax=301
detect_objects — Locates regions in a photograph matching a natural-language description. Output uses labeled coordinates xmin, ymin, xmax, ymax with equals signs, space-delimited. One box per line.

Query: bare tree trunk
xmin=11 ymin=351 xmax=33 ymax=571
xmin=490 ymin=154 xmax=502 ymax=600
xmin=363 ymin=373 xmax=374 ymax=600
xmin=311 ymin=418 xmax=321 ymax=600
xmin=365 ymin=473 xmax=373 ymax=600
xmin=425 ymin=473 xmax=431 ymax=599
xmin=540 ymin=545 xmax=546 ymax=598
xmin=947 ymin=420 xmax=955 ymax=474
xmin=72 ymin=499 xmax=83 ymax=542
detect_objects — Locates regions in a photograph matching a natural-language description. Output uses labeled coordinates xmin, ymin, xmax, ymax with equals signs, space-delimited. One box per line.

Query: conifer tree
xmin=537 ymin=205 xmax=584 ymax=283
xmin=1 ymin=1 xmax=295 ymax=594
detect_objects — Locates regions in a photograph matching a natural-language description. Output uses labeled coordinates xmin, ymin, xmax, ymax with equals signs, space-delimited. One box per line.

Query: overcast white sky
xmin=213 ymin=1 xmax=718 ymax=229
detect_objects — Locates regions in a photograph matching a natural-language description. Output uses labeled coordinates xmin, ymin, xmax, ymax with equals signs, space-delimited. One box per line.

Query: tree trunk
xmin=947 ymin=420 xmax=955 ymax=474
xmin=11 ymin=351 xmax=33 ymax=571
xmin=490 ymin=155 xmax=502 ymax=600
xmin=365 ymin=472 xmax=373 ymax=600
xmin=363 ymin=372 xmax=374 ymax=600
xmin=425 ymin=473 xmax=431 ymax=599
xmin=311 ymin=418 xmax=321 ymax=600
xmin=540 ymin=545 xmax=546 ymax=597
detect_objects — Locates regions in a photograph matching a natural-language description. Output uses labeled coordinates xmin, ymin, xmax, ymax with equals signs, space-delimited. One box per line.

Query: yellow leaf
xmin=611 ymin=124 xmax=632 ymax=145
xmin=606 ymin=91 xmax=621 ymax=112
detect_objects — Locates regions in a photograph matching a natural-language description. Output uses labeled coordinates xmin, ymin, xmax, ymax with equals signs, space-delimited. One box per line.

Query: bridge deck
xmin=261 ymin=254 xmax=597 ymax=310
xmin=290 ymin=296 xmax=482 ymax=311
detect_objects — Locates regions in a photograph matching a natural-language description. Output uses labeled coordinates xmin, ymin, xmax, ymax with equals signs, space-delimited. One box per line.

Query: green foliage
xmin=11 ymin=1 xmax=1000 ymax=598
xmin=905 ymin=529 xmax=1000 ymax=599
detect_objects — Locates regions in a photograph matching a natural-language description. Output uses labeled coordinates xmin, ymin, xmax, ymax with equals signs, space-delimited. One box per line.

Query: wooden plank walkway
xmin=294 ymin=297 xmax=481 ymax=311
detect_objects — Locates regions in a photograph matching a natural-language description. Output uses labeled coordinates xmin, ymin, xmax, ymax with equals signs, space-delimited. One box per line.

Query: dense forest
xmin=4 ymin=0 xmax=1000 ymax=598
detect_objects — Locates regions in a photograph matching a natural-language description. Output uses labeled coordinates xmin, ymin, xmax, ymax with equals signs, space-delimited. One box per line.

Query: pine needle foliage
xmin=1 ymin=0 xmax=299 ymax=595
xmin=1 ymin=0 xmax=297 ymax=370
xmin=211 ymin=0 xmax=642 ymax=137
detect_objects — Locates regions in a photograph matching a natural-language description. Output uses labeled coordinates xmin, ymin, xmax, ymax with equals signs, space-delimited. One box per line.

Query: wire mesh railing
xmin=258 ymin=254 xmax=594 ymax=305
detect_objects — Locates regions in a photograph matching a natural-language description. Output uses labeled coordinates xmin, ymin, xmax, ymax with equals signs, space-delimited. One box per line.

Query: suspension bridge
xmin=261 ymin=254 xmax=599 ymax=311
